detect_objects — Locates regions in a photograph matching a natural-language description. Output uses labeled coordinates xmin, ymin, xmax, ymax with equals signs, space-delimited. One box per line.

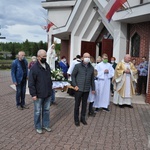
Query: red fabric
xmin=46 ymin=22 xmax=54 ymax=32
xmin=106 ymin=0 xmax=127 ymax=21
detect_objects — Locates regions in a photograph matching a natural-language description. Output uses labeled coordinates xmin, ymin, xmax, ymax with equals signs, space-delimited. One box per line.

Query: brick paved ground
xmin=0 ymin=70 xmax=150 ymax=150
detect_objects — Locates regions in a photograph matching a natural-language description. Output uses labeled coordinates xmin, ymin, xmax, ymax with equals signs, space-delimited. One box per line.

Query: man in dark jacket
xmin=11 ymin=51 xmax=28 ymax=110
xmin=71 ymin=52 xmax=95 ymax=126
xmin=28 ymin=49 xmax=52 ymax=134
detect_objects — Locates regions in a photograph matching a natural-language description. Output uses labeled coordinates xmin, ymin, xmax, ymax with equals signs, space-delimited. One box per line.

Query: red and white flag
xmin=105 ymin=0 xmax=127 ymax=21
xmin=41 ymin=25 xmax=47 ymax=30
xmin=41 ymin=20 xmax=55 ymax=32
xmin=46 ymin=22 xmax=54 ymax=32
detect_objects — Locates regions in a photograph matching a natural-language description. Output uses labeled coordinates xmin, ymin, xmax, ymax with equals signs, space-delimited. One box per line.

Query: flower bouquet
xmin=51 ymin=69 xmax=65 ymax=81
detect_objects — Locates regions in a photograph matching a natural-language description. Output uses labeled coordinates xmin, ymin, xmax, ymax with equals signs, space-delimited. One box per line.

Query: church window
xmin=131 ymin=32 xmax=140 ymax=57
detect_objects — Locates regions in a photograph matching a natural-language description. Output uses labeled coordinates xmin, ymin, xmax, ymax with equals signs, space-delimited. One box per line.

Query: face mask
xmin=63 ymin=58 xmax=66 ymax=62
xmin=41 ymin=58 xmax=46 ymax=63
xmin=84 ymin=58 xmax=90 ymax=63
xmin=103 ymin=59 xmax=108 ymax=63
xmin=111 ymin=61 xmax=114 ymax=64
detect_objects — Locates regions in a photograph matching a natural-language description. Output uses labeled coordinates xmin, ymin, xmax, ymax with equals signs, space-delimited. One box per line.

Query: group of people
xmin=10 ymin=46 xmax=70 ymax=134
xmin=71 ymin=53 xmax=140 ymax=126
xmin=11 ymin=48 xmax=147 ymax=133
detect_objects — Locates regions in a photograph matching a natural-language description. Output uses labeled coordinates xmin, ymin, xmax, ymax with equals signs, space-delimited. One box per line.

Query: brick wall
xmin=129 ymin=21 xmax=150 ymax=103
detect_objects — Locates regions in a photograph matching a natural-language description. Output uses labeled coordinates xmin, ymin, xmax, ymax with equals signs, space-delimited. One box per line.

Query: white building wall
xmin=48 ymin=8 xmax=72 ymax=27
xmin=127 ymin=0 xmax=140 ymax=7
xmin=70 ymin=35 xmax=81 ymax=62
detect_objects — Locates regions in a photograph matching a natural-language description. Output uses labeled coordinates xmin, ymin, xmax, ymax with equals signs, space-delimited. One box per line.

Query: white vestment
xmin=46 ymin=44 xmax=56 ymax=70
xmin=67 ymin=59 xmax=81 ymax=75
xmin=87 ymin=80 xmax=98 ymax=103
xmin=67 ymin=59 xmax=81 ymax=81
xmin=113 ymin=63 xmax=134 ymax=105
xmin=93 ymin=62 xmax=114 ymax=108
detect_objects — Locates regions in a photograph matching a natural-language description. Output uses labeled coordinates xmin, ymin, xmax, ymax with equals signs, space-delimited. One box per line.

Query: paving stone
xmin=0 ymin=70 xmax=149 ymax=150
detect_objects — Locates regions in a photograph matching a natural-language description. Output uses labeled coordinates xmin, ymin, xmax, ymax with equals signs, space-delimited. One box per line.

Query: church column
xmin=113 ymin=23 xmax=127 ymax=62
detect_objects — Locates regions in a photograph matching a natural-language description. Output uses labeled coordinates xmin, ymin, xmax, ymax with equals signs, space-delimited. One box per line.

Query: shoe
xmin=43 ymin=127 xmax=52 ymax=132
xmin=119 ymin=105 xmax=125 ymax=108
xmin=61 ymin=90 xmax=64 ymax=92
xmin=36 ymin=129 xmax=42 ymax=134
xmin=126 ymin=105 xmax=133 ymax=108
xmin=102 ymin=108 xmax=110 ymax=112
xmin=51 ymin=102 xmax=58 ymax=105
xmin=94 ymin=108 xmax=100 ymax=113
xmin=88 ymin=112 xmax=96 ymax=117
xmin=75 ymin=122 xmax=80 ymax=126
xmin=81 ymin=120 xmax=87 ymax=125
xmin=22 ymin=105 xmax=29 ymax=109
xmin=17 ymin=106 xmax=23 ymax=110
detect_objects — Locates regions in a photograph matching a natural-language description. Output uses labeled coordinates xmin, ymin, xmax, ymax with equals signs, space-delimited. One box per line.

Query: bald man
xmin=71 ymin=52 xmax=95 ymax=126
xmin=112 ymin=54 xmax=137 ymax=108
xmin=28 ymin=49 xmax=53 ymax=134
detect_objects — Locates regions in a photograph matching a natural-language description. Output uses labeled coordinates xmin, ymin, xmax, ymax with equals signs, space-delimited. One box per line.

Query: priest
xmin=112 ymin=54 xmax=137 ymax=108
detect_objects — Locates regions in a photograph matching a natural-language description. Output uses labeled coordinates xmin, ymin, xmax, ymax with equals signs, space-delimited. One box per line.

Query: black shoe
xmin=102 ymin=108 xmax=110 ymax=112
xmin=75 ymin=121 xmax=80 ymax=126
xmin=119 ymin=105 xmax=125 ymax=108
xmin=94 ymin=108 xmax=100 ymax=113
xmin=51 ymin=102 xmax=58 ymax=105
xmin=88 ymin=112 xmax=96 ymax=117
xmin=81 ymin=120 xmax=87 ymax=125
xmin=126 ymin=105 xmax=133 ymax=108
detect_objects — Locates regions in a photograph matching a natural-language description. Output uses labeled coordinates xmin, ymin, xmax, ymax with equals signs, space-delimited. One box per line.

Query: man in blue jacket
xmin=28 ymin=49 xmax=53 ymax=134
xmin=11 ymin=51 xmax=28 ymax=110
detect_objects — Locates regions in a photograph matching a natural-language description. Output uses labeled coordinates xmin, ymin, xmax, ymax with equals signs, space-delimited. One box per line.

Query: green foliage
xmin=0 ymin=41 xmax=61 ymax=70
xmin=0 ymin=40 xmax=54 ymax=57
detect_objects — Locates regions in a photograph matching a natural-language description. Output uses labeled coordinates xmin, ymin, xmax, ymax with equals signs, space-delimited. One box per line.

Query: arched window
xmin=131 ymin=33 xmax=140 ymax=57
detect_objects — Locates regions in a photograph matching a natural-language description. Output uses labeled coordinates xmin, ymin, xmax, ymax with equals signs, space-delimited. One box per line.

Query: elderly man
xmin=71 ymin=52 xmax=95 ymax=126
xmin=11 ymin=51 xmax=28 ymax=110
xmin=28 ymin=49 xmax=53 ymax=134
xmin=113 ymin=54 xmax=137 ymax=108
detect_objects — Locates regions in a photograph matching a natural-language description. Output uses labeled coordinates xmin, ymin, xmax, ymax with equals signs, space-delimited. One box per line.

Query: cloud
xmin=0 ymin=0 xmax=48 ymax=43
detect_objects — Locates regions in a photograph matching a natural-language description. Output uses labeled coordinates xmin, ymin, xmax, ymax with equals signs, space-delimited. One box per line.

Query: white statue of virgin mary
xmin=46 ymin=44 xmax=56 ymax=70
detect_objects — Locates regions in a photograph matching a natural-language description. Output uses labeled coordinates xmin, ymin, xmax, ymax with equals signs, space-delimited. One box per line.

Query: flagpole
xmin=123 ymin=0 xmax=132 ymax=13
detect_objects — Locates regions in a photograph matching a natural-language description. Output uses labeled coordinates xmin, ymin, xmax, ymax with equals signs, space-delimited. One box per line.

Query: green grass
xmin=0 ymin=57 xmax=31 ymax=69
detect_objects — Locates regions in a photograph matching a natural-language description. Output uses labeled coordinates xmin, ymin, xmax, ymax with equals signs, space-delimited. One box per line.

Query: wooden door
xmin=81 ymin=41 xmax=96 ymax=59
xmin=101 ymin=39 xmax=113 ymax=61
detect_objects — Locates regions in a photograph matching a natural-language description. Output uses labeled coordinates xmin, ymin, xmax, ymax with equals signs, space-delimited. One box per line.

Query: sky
xmin=0 ymin=0 xmax=49 ymax=43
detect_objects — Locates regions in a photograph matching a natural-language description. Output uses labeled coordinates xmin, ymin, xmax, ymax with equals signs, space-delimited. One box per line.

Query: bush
xmin=0 ymin=64 xmax=11 ymax=69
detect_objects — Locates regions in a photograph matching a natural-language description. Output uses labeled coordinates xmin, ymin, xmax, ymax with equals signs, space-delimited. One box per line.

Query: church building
xmin=42 ymin=0 xmax=150 ymax=102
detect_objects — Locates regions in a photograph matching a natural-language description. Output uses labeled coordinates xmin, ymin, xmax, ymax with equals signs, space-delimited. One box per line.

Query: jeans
xmin=51 ymin=89 xmax=55 ymax=103
xmin=34 ymin=96 xmax=51 ymax=129
xmin=16 ymin=78 xmax=26 ymax=107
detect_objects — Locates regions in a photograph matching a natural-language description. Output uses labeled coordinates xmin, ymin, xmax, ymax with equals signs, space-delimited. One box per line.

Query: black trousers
xmin=88 ymin=102 xmax=94 ymax=113
xmin=74 ymin=91 xmax=89 ymax=122
xmin=138 ymin=76 xmax=147 ymax=94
